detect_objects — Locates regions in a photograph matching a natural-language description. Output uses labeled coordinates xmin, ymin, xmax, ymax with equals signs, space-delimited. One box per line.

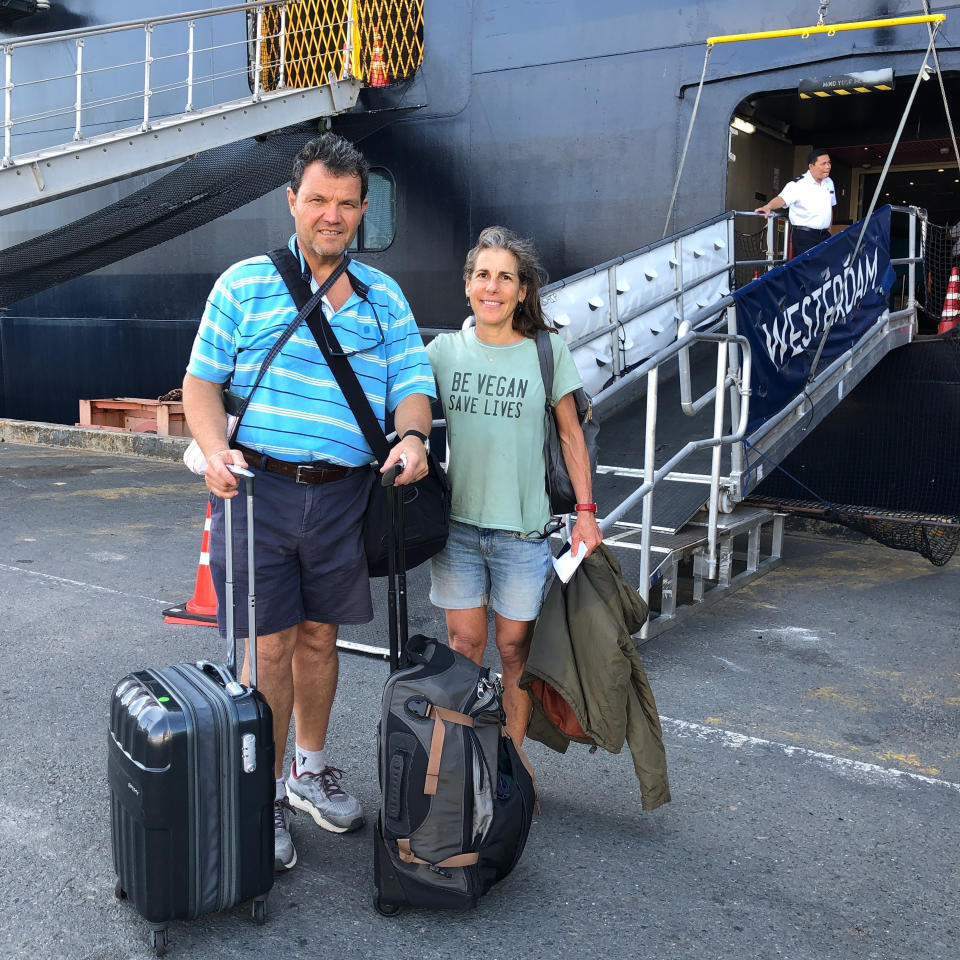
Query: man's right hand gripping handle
xmin=205 ymin=447 xmax=249 ymax=499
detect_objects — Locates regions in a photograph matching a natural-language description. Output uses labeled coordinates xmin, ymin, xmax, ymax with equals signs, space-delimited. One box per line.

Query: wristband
xmin=402 ymin=429 xmax=429 ymax=444
xmin=575 ymin=502 xmax=598 ymax=513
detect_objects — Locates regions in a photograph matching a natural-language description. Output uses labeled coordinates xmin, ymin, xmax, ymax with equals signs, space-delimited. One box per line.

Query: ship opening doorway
xmin=725 ymin=73 xmax=960 ymax=331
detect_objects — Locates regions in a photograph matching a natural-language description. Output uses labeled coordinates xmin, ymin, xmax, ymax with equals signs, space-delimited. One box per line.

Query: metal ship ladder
xmin=545 ymin=207 xmax=923 ymax=640
xmin=0 ymin=1 xmax=419 ymax=214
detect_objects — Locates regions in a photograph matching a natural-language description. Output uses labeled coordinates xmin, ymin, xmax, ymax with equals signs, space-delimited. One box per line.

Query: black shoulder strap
xmin=227 ymin=248 xmax=350 ymax=442
xmin=535 ymin=329 xmax=555 ymax=410
xmin=268 ymin=247 xmax=392 ymax=466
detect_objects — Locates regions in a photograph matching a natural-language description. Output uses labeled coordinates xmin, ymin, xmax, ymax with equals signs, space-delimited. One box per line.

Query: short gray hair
xmin=291 ymin=133 xmax=369 ymax=199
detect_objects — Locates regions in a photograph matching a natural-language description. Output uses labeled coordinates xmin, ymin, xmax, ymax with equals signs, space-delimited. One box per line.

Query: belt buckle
xmin=295 ymin=464 xmax=315 ymax=484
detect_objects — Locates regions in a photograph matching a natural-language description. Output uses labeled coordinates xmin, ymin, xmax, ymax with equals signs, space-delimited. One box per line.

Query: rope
xmin=743 ymin=438 xmax=841 ymax=515
xmin=807 ymin=22 xmax=941 ymax=381
xmin=923 ymin=0 xmax=960 ymax=172
xmin=663 ymin=45 xmax=712 ymax=239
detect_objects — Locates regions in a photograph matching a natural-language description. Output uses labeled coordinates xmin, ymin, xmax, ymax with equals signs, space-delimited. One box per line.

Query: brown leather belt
xmin=233 ymin=443 xmax=366 ymax=484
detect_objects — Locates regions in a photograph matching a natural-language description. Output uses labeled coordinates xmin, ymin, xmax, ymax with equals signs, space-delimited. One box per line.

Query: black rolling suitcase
xmin=109 ymin=467 xmax=274 ymax=955
xmin=373 ymin=467 xmax=537 ymax=915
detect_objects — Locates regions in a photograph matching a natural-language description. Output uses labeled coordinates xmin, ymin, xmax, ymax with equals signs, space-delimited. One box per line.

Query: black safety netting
xmin=733 ymin=224 xmax=766 ymax=290
xmin=917 ymin=219 xmax=960 ymax=333
xmin=746 ymin=328 xmax=960 ymax=566
xmin=0 ymin=124 xmax=321 ymax=309
xmin=732 ymin=215 xmax=788 ymax=290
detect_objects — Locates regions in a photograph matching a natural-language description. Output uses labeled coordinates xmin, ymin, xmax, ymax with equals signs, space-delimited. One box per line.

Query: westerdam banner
xmin=732 ymin=205 xmax=896 ymax=432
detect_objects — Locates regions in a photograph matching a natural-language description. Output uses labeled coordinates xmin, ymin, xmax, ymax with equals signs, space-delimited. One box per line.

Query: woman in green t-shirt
xmin=426 ymin=226 xmax=602 ymax=743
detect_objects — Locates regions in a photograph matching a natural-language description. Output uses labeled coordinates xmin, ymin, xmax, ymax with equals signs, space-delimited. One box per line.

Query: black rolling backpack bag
xmin=108 ymin=467 xmax=274 ymax=955
xmin=373 ymin=465 xmax=538 ymax=915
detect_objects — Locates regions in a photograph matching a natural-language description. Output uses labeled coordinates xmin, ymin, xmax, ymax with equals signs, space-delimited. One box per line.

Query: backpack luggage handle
xmin=383 ymin=464 xmax=407 ymax=672
xmin=223 ymin=465 xmax=257 ymax=690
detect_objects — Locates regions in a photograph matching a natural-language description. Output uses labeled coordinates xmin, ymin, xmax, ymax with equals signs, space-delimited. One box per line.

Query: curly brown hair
xmin=463 ymin=226 xmax=556 ymax=338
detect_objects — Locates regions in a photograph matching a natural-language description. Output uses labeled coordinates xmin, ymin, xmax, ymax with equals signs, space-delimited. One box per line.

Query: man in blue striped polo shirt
xmin=182 ymin=134 xmax=436 ymax=872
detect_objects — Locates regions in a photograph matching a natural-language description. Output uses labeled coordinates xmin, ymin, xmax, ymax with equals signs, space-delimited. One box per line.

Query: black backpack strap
xmin=268 ymin=247 xmax=392 ymax=466
xmin=225 ymin=247 xmax=349 ymax=443
xmin=535 ymin=329 xmax=555 ymax=410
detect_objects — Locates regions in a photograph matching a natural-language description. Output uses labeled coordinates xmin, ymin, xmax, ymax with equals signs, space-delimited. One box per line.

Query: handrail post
xmin=185 ymin=20 xmax=195 ymax=112
xmin=726 ymin=302 xmax=744 ymax=482
xmin=638 ymin=366 xmax=658 ymax=614
xmin=607 ymin=263 xmax=623 ymax=379
xmin=252 ymin=5 xmax=264 ymax=101
xmin=278 ymin=2 xmax=287 ymax=90
xmin=345 ymin=0 xmax=357 ymax=79
xmin=673 ymin=235 xmax=683 ymax=330
xmin=3 ymin=46 xmax=12 ymax=167
xmin=73 ymin=38 xmax=84 ymax=141
xmin=907 ymin=208 xmax=917 ymax=331
xmin=707 ymin=340 xmax=728 ymax=579
xmin=141 ymin=23 xmax=153 ymax=132
xmin=765 ymin=213 xmax=775 ymax=269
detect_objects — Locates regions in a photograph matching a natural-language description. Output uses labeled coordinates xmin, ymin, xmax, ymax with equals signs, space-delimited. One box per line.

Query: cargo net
xmin=746 ymin=330 xmax=960 ymax=566
xmin=918 ymin=219 xmax=960 ymax=334
xmin=248 ymin=0 xmax=424 ymax=92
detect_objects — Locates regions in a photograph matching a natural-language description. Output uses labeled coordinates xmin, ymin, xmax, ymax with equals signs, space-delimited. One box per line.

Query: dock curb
xmin=0 ymin=418 xmax=191 ymax=462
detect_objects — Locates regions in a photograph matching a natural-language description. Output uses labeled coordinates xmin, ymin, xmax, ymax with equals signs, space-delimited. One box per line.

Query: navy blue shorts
xmin=208 ymin=464 xmax=374 ymax=638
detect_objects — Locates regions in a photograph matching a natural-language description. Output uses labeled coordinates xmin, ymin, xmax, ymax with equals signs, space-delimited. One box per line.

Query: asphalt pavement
xmin=1 ymin=439 xmax=958 ymax=960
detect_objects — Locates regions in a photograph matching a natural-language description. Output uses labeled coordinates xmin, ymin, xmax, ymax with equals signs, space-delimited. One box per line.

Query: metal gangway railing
xmin=0 ymin=0 xmax=423 ymax=215
xmin=539 ymin=205 xmax=925 ymax=637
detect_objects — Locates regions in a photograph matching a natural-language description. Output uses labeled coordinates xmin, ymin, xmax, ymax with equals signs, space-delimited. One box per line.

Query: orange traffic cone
xmin=938 ymin=265 xmax=960 ymax=333
xmin=163 ymin=502 xmax=218 ymax=627
xmin=369 ymin=31 xmax=389 ymax=87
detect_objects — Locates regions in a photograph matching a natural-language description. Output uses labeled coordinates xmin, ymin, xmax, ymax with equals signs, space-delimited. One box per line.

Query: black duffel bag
xmin=266 ymin=248 xmax=450 ymax=576
xmin=363 ymin=449 xmax=451 ymax=578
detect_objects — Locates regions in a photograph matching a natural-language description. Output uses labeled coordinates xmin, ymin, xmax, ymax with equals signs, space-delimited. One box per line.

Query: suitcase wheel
xmin=113 ymin=880 xmax=127 ymax=901
xmin=374 ymin=895 xmax=402 ymax=917
xmin=150 ymin=926 xmax=168 ymax=956
xmin=252 ymin=897 xmax=267 ymax=926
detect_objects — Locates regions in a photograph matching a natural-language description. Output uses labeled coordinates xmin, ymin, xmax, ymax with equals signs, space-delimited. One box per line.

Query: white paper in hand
xmin=552 ymin=540 xmax=587 ymax=584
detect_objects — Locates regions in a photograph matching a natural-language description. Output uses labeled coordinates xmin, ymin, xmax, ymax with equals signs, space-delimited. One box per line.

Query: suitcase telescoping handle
xmin=223 ymin=465 xmax=258 ymax=690
xmin=382 ymin=463 xmax=407 ymax=673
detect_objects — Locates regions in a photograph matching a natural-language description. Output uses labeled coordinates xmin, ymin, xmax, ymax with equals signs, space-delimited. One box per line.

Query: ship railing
xmin=1 ymin=1 xmax=366 ymax=169
xmin=592 ymin=323 xmax=752 ymax=605
xmin=546 ymin=204 xmax=923 ymax=614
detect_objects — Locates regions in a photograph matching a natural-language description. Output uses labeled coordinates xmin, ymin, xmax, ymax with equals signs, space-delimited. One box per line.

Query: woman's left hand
xmin=570 ymin=511 xmax=603 ymax=559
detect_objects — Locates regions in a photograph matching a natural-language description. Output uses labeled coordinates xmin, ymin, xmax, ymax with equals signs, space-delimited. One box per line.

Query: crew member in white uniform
xmin=755 ymin=149 xmax=836 ymax=257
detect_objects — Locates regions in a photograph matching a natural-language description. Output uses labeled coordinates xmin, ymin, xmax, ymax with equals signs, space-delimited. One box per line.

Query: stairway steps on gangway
xmin=595 ymin=468 xmax=711 ymax=535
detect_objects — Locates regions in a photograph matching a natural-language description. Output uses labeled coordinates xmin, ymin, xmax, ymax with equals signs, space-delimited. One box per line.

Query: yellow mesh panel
xmin=248 ymin=0 xmax=424 ymax=92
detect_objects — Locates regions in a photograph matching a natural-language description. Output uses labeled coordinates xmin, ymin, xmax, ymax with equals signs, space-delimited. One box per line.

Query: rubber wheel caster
xmin=150 ymin=926 xmax=168 ymax=956
xmin=374 ymin=896 xmax=401 ymax=917
xmin=114 ymin=880 xmax=127 ymax=900
xmin=252 ymin=897 xmax=267 ymax=925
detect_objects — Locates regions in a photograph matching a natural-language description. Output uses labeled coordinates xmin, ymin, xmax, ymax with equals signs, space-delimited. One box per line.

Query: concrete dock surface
xmin=1 ymin=438 xmax=957 ymax=960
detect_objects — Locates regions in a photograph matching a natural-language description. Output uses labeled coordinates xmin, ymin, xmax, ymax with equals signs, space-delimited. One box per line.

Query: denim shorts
xmin=208 ymin=464 xmax=374 ymax=638
xmin=429 ymin=519 xmax=554 ymax=622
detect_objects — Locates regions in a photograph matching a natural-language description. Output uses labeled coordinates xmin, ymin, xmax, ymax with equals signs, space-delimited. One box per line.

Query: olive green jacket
xmin=520 ymin=544 xmax=671 ymax=811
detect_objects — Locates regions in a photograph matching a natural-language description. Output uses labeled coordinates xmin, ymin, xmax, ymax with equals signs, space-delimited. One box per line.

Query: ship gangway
xmin=537 ymin=206 xmax=922 ymax=640
xmin=0 ymin=0 xmax=423 ymax=213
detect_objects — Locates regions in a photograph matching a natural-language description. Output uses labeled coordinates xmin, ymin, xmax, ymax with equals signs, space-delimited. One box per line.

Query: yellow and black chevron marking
xmin=247 ymin=0 xmax=424 ymax=92
xmin=798 ymin=72 xmax=895 ymax=99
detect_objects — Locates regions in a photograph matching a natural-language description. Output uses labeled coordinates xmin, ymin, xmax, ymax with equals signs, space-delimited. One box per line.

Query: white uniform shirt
xmin=778 ymin=170 xmax=836 ymax=230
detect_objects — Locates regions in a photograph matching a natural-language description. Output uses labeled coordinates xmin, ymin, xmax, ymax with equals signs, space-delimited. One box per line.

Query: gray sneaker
xmin=286 ymin=763 xmax=365 ymax=833
xmin=274 ymin=796 xmax=297 ymax=871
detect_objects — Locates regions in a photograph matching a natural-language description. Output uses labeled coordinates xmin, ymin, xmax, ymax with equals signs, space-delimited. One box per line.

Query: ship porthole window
xmin=351 ymin=167 xmax=396 ymax=252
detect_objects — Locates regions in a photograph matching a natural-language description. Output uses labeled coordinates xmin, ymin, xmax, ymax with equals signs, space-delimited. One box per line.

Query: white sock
xmin=275 ymin=777 xmax=286 ymax=802
xmin=294 ymin=744 xmax=326 ymax=776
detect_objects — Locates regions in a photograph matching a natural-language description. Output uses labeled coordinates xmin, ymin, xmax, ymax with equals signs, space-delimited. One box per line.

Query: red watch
xmin=575 ymin=503 xmax=598 ymax=513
